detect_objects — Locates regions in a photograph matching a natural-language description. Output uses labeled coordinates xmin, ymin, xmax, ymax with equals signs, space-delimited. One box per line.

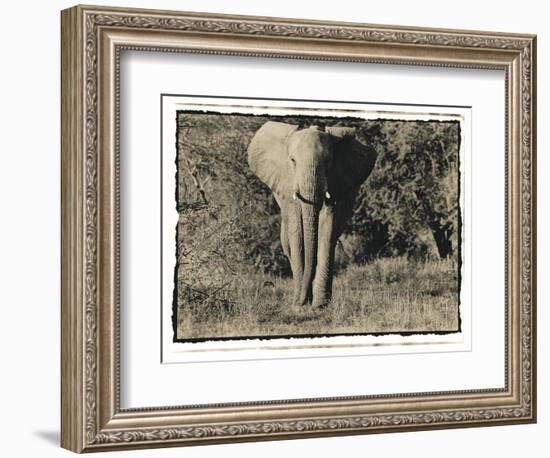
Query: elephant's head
xmin=248 ymin=121 xmax=376 ymax=307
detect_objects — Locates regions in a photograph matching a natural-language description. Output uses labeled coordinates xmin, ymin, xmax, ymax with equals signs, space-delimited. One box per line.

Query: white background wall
xmin=0 ymin=0 xmax=546 ymax=456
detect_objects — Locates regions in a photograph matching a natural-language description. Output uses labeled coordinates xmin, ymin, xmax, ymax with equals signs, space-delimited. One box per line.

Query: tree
xmin=350 ymin=120 xmax=460 ymax=259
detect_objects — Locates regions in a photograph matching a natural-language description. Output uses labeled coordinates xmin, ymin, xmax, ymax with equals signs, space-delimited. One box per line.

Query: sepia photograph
xmin=170 ymin=98 xmax=464 ymax=343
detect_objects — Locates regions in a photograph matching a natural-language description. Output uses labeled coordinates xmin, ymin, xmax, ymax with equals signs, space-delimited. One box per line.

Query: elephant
xmin=247 ymin=121 xmax=377 ymax=308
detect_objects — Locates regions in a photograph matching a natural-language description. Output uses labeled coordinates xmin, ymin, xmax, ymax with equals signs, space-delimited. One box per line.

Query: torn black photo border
xmin=162 ymin=94 xmax=465 ymax=344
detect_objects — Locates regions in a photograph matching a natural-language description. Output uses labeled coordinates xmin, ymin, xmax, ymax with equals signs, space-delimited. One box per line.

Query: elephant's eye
xmin=290 ymin=157 xmax=296 ymax=166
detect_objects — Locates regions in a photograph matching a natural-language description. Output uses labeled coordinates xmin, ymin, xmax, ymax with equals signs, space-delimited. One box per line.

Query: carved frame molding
xmin=61 ymin=5 xmax=536 ymax=452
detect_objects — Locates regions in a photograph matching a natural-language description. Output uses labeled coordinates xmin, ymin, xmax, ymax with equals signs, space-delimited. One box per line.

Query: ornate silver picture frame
xmin=61 ymin=4 xmax=536 ymax=452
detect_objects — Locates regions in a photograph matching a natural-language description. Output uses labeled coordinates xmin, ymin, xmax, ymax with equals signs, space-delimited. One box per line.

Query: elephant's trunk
xmin=297 ymin=162 xmax=324 ymax=305
xmin=299 ymin=202 xmax=319 ymax=305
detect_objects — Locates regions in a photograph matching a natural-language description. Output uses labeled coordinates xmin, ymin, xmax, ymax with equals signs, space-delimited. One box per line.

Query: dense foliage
xmin=349 ymin=120 xmax=460 ymax=262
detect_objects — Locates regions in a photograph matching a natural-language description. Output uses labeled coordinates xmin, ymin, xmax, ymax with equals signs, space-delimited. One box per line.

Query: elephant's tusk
xmin=325 ymin=191 xmax=331 ymax=200
xmin=292 ymin=192 xmax=297 ymax=201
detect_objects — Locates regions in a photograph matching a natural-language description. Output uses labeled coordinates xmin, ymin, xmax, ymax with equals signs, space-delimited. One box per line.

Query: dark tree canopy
xmin=350 ymin=120 xmax=460 ymax=261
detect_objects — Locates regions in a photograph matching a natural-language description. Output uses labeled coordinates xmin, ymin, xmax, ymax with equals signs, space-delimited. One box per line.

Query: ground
xmin=176 ymin=257 xmax=459 ymax=341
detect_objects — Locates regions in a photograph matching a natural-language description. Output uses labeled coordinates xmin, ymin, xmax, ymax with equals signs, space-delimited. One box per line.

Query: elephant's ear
xmin=247 ymin=121 xmax=299 ymax=197
xmin=326 ymin=126 xmax=377 ymax=200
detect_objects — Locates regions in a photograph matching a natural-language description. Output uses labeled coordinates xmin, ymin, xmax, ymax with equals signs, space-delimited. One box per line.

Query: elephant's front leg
xmin=312 ymin=204 xmax=336 ymax=308
xmin=283 ymin=203 xmax=304 ymax=307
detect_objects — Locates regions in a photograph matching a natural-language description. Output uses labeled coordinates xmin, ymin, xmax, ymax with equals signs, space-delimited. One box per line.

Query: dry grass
xmin=176 ymin=257 xmax=460 ymax=340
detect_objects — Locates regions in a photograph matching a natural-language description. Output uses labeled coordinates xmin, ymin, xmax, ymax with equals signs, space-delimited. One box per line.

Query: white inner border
xmin=161 ymin=96 xmax=472 ymax=363
xmin=120 ymin=51 xmax=505 ymax=408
